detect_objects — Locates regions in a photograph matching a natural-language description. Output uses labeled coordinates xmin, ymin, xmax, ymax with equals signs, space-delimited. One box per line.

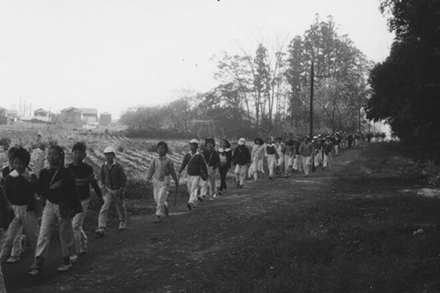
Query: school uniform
xmin=299 ymin=142 xmax=313 ymax=176
xmin=232 ymin=145 xmax=251 ymax=186
xmin=146 ymin=156 xmax=176 ymax=217
xmin=284 ymin=140 xmax=295 ymax=176
xmin=217 ymin=147 xmax=232 ymax=192
xmin=0 ymin=187 xmax=12 ymax=293
xmin=251 ymin=144 xmax=265 ymax=180
xmin=1 ymin=166 xmax=25 ymax=262
xmin=265 ymin=143 xmax=277 ymax=178
xmin=180 ymin=152 xmax=208 ymax=207
xmin=68 ymin=162 xmax=102 ymax=254
xmin=201 ymin=149 xmax=220 ymax=199
xmin=1 ymin=170 xmax=39 ymax=263
xmin=323 ymin=141 xmax=334 ymax=169
xmin=98 ymin=161 xmax=127 ymax=229
xmin=33 ymin=167 xmax=79 ymax=267
xmin=276 ymin=142 xmax=285 ymax=174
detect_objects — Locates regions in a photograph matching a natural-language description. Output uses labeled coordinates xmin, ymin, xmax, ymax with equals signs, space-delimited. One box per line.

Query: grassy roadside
xmin=188 ymin=143 xmax=440 ymax=293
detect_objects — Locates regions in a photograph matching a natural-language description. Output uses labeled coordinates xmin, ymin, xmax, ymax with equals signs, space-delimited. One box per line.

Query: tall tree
xmin=367 ymin=0 xmax=440 ymax=153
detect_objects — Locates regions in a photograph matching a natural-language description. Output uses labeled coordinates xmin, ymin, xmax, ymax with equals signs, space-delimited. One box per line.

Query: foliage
xmin=285 ymin=15 xmax=371 ymax=133
xmin=119 ymin=15 xmax=372 ymax=138
xmin=367 ymin=0 xmax=440 ymax=157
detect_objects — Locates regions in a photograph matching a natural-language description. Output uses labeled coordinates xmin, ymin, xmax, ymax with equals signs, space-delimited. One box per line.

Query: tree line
xmin=366 ymin=0 xmax=440 ymax=160
xmin=121 ymin=14 xmax=372 ymax=139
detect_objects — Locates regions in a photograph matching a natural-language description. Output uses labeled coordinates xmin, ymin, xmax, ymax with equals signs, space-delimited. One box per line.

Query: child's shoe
xmin=57 ymin=258 xmax=72 ymax=273
xmin=69 ymin=254 xmax=78 ymax=264
xmin=118 ymin=222 xmax=127 ymax=230
xmin=153 ymin=216 xmax=161 ymax=223
xmin=6 ymin=255 xmax=20 ymax=264
xmin=95 ymin=228 xmax=105 ymax=237
xmin=27 ymin=257 xmax=44 ymax=276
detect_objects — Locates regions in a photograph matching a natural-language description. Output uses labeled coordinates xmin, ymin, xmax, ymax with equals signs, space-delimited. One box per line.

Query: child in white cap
xmin=232 ymin=138 xmax=251 ymax=188
xmin=95 ymin=146 xmax=127 ymax=236
xmin=178 ymin=139 xmax=208 ymax=210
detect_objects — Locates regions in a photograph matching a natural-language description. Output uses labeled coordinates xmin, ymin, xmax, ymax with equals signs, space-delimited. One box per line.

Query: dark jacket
xmin=0 ymin=186 xmax=14 ymax=230
xmin=232 ymin=145 xmax=251 ymax=166
xmin=68 ymin=162 xmax=103 ymax=201
xmin=3 ymin=174 xmax=37 ymax=208
xmin=180 ymin=152 xmax=208 ymax=176
xmin=37 ymin=167 xmax=81 ymax=218
xmin=100 ymin=162 xmax=126 ymax=190
xmin=202 ymin=149 xmax=220 ymax=169
xmin=218 ymin=148 xmax=232 ymax=169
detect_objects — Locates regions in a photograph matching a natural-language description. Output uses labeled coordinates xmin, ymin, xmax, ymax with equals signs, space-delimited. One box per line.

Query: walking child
xmin=67 ymin=142 xmax=103 ymax=256
xmin=0 ymin=186 xmax=15 ymax=293
xmin=0 ymin=147 xmax=40 ymax=264
xmin=232 ymin=138 xmax=251 ymax=188
xmin=146 ymin=141 xmax=179 ymax=223
xmin=28 ymin=145 xmax=82 ymax=276
xmin=323 ymin=136 xmax=334 ymax=170
xmin=178 ymin=139 xmax=208 ymax=210
xmin=200 ymin=138 xmax=220 ymax=201
xmin=251 ymin=138 xmax=265 ymax=181
xmin=265 ymin=137 xmax=278 ymax=180
xmin=95 ymin=147 xmax=127 ymax=236
xmin=1 ymin=146 xmax=25 ymax=264
xmin=299 ymin=136 xmax=313 ymax=177
xmin=217 ymin=139 xmax=232 ymax=194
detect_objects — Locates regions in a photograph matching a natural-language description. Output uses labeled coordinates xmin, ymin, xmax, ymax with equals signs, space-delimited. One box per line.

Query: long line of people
xmin=0 ymin=131 xmax=368 ymax=291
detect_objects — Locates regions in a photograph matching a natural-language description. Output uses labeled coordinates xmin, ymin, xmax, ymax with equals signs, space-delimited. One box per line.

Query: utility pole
xmin=309 ymin=60 xmax=329 ymax=138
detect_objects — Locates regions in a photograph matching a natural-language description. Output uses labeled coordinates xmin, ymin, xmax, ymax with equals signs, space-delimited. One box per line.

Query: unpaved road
xmin=4 ymin=146 xmax=370 ymax=293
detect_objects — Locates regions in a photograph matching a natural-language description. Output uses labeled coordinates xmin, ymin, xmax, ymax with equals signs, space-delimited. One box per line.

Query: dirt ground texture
xmin=2 ymin=142 xmax=429 ymax=293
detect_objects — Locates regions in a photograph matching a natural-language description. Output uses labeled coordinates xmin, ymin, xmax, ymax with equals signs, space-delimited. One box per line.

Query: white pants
xmin=252 ymin=158 xmax=264 ymax=180
xmin=296 ymin=155 xmax=304 ymax=172
xmin=324 ymin=153 xmax=332 ymax=169
xmin=153 ymin=178 xmax=169 ymax=216
xmin=284 ymin=155 xmax=293 ymax=174
xmin=267 ymin=154 xmax=276 ymax=177
xmin=98 ymin=189 xmax=127 ymax=228
xmin=200 ymin=167 xmax=216 ymax=198
xmin=35 ymin=201 xmax=76 ymax=259
xmin=234 ymin=165 xmax=247 ymax=185
xmin=302 ymin=156 xmax=312 ymax=176
xmin=1 ymin=205 xmax=39 ymax=262
xmin=187 ymin=175 xmax=201 ymax=206
xmin=72 ymin=198 xmax=90 ymax=254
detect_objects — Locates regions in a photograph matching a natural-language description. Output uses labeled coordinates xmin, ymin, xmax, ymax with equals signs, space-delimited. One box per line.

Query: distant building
xmin=33 ymin=108 xmax=51 ymax=122
xmin=5 ymin=110 xmax=18 ymax=123
xmin=77 ymin=108 xmax=98 ymax=123
xmin=190 ymin=119 xmax=215 ymax=136
xmin=60 ymin=107 xmax=98 ymax=126
xmin=0 ymin=107 xmax=6 ymax=125
xmin=99 ymin=112 xmax=112 ymax=126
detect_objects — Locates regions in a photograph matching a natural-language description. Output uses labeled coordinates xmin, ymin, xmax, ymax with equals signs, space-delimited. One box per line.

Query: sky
xmin=0 ymin=0 xmax=395 ymax=119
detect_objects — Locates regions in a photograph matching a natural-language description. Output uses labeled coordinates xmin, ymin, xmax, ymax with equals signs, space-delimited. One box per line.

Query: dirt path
xmin=4 ymin=146 xmax=364 ymax=293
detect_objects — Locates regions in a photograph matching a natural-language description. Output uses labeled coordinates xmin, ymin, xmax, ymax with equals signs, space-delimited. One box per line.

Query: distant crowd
xmin=0 ymin=130 xmax=377 ymax=291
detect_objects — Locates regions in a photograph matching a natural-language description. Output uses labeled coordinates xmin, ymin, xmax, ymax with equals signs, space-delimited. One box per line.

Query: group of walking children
xmin=0 ymin=142 xmax=129 ymax=279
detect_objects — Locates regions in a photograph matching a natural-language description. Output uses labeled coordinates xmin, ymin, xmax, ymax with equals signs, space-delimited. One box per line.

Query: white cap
xmin=103 ymin=146 xmax=116 ymax=155
xmin=189 ymin=139 xmax=199 ymax=144
xmin=238 ymin=138 xmax=246 ymax=145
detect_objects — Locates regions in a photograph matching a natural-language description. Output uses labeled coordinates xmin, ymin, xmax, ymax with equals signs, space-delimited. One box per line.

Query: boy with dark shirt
xmin=68 ymin=142 xmax=103 ymax=257
xmin=178 ymin=139 xmax=208 ymax=210
xmin=0 ymin=148 xmax=39 ymax=264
